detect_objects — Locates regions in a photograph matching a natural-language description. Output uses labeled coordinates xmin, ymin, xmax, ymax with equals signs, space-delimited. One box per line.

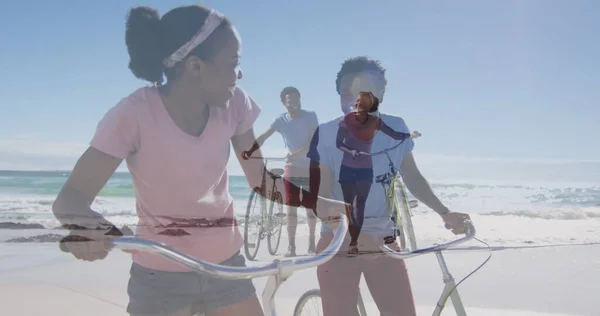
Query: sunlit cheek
xmin=227 ymin=67 xmax=237 ymax=82
xmin=340 ymin=95 xmax=355 ymax=113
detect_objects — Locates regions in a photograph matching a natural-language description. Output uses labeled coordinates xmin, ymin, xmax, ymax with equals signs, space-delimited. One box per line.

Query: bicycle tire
xmin=294 ymin=288 xmax=366 ymax=316
xmin=244 ymin=190 xmax=265 ymax=261
xmin=293 ymin=289 xmax=323 ymax=316
xmin=390 ymin=194 xmax=407 ymax=250
xmin=267 ymin=192 xmax=284 ymax=255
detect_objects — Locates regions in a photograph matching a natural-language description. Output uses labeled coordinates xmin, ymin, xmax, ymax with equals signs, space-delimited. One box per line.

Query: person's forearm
xmin=247 ymin=141 xmax=261 ymax=154
xmin=300 ymin=162 xmax=343 ymax=224
xmin=247 ymin=135 xmax=268 ymax=153
xmin=336 ymin=127 xmax=355 ymax=153
xmin=403 ymin=174 xmax=449 ymax=215
xmin=269 ymin=172 xmax=334 ymax=223
xmin=291 ymin=147 xmax=308 ymax=156
xmin=248 ymin=131 xmax=275 ymax=155
xmin=390 ymin=131 xmax=411 ymax=140
xmin=52 ymin=188 xmax=113 ymax=228
xmin=380 ymin=122 xmax=411 ymax=140
xmin=336 ymin=130 xmax=356 ymax=154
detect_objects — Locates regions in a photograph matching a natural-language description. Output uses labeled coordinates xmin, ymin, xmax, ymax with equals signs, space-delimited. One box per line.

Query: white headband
xmin=163 ymin=9 xmax=226 ymax=68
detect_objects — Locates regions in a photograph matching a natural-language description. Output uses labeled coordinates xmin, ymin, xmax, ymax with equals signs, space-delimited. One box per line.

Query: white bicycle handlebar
xmin=379 ymin=219 xmax=475 ymax=259
xmin=248 ymin=156 xmax=288 ymax=162
xmin=60 ymin=216 xmax=348 ymax=316
xmin=110 ymin=219 xmax=347 ymax=279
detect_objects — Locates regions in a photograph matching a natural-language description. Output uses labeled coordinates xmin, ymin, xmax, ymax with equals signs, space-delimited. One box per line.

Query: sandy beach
xmin=1 ymin=226 xmax=597 ymax=316
xmin=2 ymin=0 xmax=598 ymax=315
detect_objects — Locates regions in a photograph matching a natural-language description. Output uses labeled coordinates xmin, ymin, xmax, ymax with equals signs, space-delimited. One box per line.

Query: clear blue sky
xmin=0 ymin=0 xmax=599 ymax=171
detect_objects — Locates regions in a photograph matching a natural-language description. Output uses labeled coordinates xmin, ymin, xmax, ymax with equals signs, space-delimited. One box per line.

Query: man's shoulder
xmin=301 ymin=109 xmax=316 ymax=115
xmin=379 ymin=112 xmax=406 ymax=123
xmin=299 ymin=109 xmax=319 ymax=121
xmin=270 ymin=112 xmax=288 ymax=125
xmin=312 ymin=116 xmax=344 ymax=151
xmin=316 ymin=116 xmax=343 ymax=132
xmin=275 ymin=112 xmax=288 ymax=119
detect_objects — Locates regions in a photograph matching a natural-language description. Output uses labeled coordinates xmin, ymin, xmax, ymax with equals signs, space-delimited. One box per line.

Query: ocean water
xmin=1 ymin=170 xmax=599 ymax=246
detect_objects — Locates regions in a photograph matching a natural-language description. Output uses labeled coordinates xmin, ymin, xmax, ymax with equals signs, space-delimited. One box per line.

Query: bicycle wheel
xmin=267 ymin=192 xmax=284 ymax=256
xmin=293 ymin=289 xmax=323 ymax=316
xmin=295 ymin=289 xmax=366 ymax=316
xmin=244 ymin=190 xmax=265 ymax=261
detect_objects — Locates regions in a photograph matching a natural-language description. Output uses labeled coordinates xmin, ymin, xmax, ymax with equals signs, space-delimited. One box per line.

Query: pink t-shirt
xmin=90 ymin=85 xmax=260 ymax=272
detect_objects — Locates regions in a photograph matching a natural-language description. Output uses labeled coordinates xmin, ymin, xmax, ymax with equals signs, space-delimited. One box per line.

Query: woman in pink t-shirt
xmin=50 ymin=4 xmax=347 ymax=316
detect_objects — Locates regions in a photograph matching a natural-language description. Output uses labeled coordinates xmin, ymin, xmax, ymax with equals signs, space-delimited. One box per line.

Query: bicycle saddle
xmin=268 ymin=168 xmax=284 ymax=179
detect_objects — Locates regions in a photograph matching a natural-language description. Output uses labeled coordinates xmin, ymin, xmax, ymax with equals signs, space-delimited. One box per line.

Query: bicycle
xmin=244 ymin=156 xmax=287 ymax=261
xmin=58 ymin=212 xmax=349 ymax=316
xmin=294 ymin=141 xmax=481 ymax=316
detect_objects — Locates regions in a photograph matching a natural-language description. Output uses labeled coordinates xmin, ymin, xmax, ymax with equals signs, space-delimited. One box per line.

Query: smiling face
xmin=283 ymin=91 xmax=301 ymax=112
xmin=338 ymin=71 xmax=385 ymax=114
xmin=354 ymin=92 xmax=375 ymax=113
xmin=182 ymin=26 xmax=242 ymax=108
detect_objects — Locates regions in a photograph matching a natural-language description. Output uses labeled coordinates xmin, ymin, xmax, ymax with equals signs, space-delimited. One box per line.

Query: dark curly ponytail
xmin=124 ymin=5 xmax=234 ymax=84
xmin=125 ymin=6 xmax=165 ymax=83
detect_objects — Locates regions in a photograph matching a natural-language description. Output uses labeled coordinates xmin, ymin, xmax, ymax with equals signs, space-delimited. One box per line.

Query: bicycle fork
xmin=432 ymin=251 xmax=467 ymax=316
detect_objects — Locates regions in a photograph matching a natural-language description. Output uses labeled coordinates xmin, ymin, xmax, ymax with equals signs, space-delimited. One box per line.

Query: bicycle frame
xmin=362 ymin=142 xmax=418 ymax=251
xmin=379 ymin=222 xmax=475 ymax=316
xmin=255 ymin=157 xmax=287 ymax=207
xmin=293 ymin=220 xmax=476 ymax=316
xmin=359 ymin=142 xmax=472 ymax=316
xmin=243 ymin=156 xmax=288 ymax=261
xmin=250 ymin=157 xmax=285 ymax=200
xmin=253 ymin=157 xmax=287 ymax=227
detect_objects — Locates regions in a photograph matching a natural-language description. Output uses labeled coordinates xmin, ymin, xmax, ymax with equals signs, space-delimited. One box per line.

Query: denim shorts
xmin=126 ymin=251 xmax=256 ymax=316
xmin=338 ymin=165 xmax=374 ymax=183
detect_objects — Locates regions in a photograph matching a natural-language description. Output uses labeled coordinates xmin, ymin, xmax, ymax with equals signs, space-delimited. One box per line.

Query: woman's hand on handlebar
xmin=241 ymin=150 xmax=254 ymax=160
xmin=441 ymin=211 xmax=471 ymax=235
xmin=59 ymin=224 xmax=133 ymax=261
xmin=410 ymin=131 xmax=422 ymax=139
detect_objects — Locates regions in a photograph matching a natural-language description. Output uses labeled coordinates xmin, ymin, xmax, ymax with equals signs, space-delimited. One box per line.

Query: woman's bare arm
xmin=52 ymin=147 xmax=122 ymax=228
xmin=336 ymin=125 xmax=356 ymax=153
xmin=379 ymin=120 xmax=412 ymax=141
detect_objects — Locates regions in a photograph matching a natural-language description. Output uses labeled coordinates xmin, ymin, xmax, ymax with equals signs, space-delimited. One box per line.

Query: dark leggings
xmin=341 ymin=181 xmax=372 ymax=246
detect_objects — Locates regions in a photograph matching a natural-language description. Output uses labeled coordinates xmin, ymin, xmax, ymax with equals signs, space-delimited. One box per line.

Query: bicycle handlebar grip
xmin=464 ymin=219 xmax=475 ymax=235
xmin=382 ymin=219 xmax=475 ymax=255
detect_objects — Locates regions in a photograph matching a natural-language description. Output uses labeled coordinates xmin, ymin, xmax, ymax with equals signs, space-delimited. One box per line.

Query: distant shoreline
xmin=0 ymin=170 xmax=247 ymax=177
xmin=0 ymin=169 xmax=129 ymax=174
